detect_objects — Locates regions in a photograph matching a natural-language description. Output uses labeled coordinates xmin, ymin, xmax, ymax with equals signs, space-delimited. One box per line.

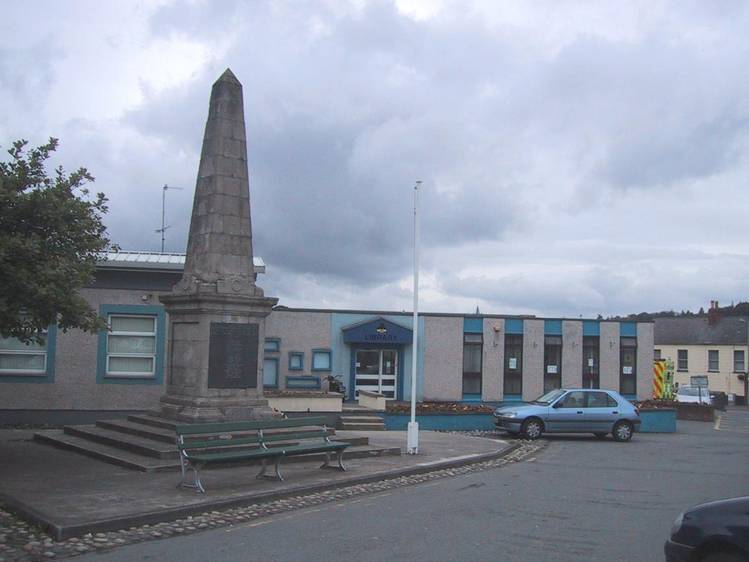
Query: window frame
xmin=0 ymin=324 xmax=57 ymax=383
xmin=619 ymin=337 xmax=637 ymax=396
xmin=105 ymin=314 xmax=157 ymax=377
xmin=503 ymin=334 xmax=523 ymax=396
xmin=311 ymin=349 xmax=332 ymax=372
xmin=707 ymin=349 xmax=719 ymax=372
xmin=264 ymin=338 xmax=281 ymax=353
xmin=96 ymin=304 xmax=165 ymax=385
xmin=288 ymin=351 xmax=304 ymax=371
xmin=677 ymin=349 xmax=688 ymax=371
xmin=582 ymin=336 xmax=600 ymax=389
xmin=462 ymin=333 xmax=483 ymax=397
xmin=543 ymin=335 xmax=562 ymax=392
xmin=263 ymin=357 xmax=279 ymax=388
xmin=733 ymin=350 xmax=745 ymax=373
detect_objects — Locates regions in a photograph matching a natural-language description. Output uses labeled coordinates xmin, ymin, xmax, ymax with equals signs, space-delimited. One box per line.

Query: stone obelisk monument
xmin=159 ymin=69 xmax=278 ymax=422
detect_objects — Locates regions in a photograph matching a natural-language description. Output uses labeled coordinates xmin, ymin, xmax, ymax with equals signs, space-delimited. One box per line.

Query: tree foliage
xmin=0 ymin=138 xmax=115 ymax=343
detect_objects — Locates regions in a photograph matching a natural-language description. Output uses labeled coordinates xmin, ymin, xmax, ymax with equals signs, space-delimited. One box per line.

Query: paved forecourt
xmin=0 ymin=429 xmax=511 ymax=540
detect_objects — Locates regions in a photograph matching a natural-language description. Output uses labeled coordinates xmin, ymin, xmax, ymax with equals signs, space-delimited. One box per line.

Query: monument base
xmin=159 ymin=394 xmax=278 ymax=423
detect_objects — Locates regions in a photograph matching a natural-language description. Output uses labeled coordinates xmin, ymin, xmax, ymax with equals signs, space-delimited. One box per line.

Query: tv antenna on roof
xmin=155 ymin=184 xmax=184 ymax=252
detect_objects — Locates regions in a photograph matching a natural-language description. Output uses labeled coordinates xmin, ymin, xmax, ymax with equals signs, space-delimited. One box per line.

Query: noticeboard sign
xmin=690 ymin=375 xmax=709 ymax=388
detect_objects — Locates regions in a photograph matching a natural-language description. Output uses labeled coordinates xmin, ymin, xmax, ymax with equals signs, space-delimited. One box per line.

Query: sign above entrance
xmin=342 ymin=317 xmax=413 ymax=344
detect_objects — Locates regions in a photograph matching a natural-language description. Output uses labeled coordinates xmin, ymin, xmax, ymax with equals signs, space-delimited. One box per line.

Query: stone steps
xmin=339 ymin=415 xmax=386 ymax=431
xmin=63 ymin=425 xmax=179 ymax=459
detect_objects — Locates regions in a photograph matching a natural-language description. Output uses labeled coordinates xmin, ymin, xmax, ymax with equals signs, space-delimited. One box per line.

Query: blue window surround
xmin=97 ymin=304 xmax=165 ymax=385
xmin=544 ymin=320 xmax=563 ymax=336
xmin=463 ymin=317 xmax=483 ymax=334
xmin=286 ymin=375 xmax=321 ymax=390
xmin=264 ymin=338 xmax=281 ymax=353
xmin=288 ymin=351 xmax=304 ymax=371
xmin=263 ymin=357 xmax=279 ymax=389
xmin=312 ymin=349 xmax=332 ymax=371
xmin=502 ymin=394 xmax=523 ymax=402
xmin=505 ymin=319 xmax=524 ymax=335
xmin=0 ymin=324 xmax=57 ymax=384
xmin=620 ymin=323 xmax=637 ymax=337
xmin=583 ymin=321 xmax=600 ymax=337
xmin=462 ymin=393 xmax=482 ymax=402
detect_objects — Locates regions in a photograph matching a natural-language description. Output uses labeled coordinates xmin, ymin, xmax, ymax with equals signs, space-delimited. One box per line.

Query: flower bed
xmin=386 ymin=401 xmax=495 ymax=414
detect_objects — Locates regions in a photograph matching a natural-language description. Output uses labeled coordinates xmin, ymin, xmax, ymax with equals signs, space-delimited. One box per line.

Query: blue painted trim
xmin=463 ymin=317 xmax=483 ymax=333
xmin=620 ymin=322 xmax=637 ymax=337
xmin=623 ymin=393 xmax=637 ymax=401
xmin=583 ymin=321 xmax=600 ymax=337
xmin=286 ymin=375 xmax=321 ymax=390
xmin=0 ymin=324 xmax=57 ymax=384
xmin=461 ymin=393 xmax=482 ymax=402
xmin=505 ymin=319 xmax=523 ymax=335
xmin=263 ymin=357 xmax=279 ymax=388
xmin=397 ymin=347 xmax=404 ymax=401
xmin=502 ymin=394 xmax=523 ymax=402
xmin=311 ymin=348 xmax=332 ymax=371
xmin=544 ymin=319 xmax=563 ymax=335
xmin=638 ymin=409 xmax=677 ymax=432
xmin=264 ymin=338 xmax=281 ymax=353
xmin=384 ymin=413 xmax=495 ymax=431
xmin=97 ymin=304 xmax=165 ymax=385
xmin=288 ymin=351 xmax=304 ymax=371
xmin=342 ymin=317 xmax=412 ymax=344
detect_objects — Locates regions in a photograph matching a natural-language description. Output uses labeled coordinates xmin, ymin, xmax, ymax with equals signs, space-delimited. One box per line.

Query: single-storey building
xmin=0 ymin=252 xmax=654 ymax=423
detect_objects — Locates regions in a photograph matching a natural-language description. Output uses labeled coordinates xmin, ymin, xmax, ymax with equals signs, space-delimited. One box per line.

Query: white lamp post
xmin=407 ymin=180 xmax=422 ymax=455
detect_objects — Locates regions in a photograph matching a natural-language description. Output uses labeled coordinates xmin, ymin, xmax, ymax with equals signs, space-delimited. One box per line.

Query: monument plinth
xmin=159 ymin=69 xmax=278 ymax=422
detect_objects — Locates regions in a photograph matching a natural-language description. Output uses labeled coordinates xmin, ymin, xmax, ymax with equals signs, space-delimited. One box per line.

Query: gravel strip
xmin=0 ymin=435 xmax=546 ymax=561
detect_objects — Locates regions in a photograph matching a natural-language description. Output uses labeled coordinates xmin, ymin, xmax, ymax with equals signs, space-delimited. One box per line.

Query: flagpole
xmin=407 ymin=180 xmax=422 ymax=454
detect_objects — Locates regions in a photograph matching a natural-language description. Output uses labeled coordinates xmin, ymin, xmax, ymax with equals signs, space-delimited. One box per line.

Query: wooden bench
xmin=175 ymin=416 xmax=349 ymax=493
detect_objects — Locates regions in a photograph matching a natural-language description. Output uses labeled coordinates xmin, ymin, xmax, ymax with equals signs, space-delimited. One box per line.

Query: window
xmin=312 ymin=349 xmax=331 ymax=371
xmin=620 ymin=337 xmax=637 ymax=395
xmin=587 ymin=391 xmax=618 ymax=408
xmin=706 ymin=349 xmax=719 ymax=372
xmin=288 ymin=352 xmax=304 ymax=371
xmin=263 ymin=358 xmax=278 ymax=388
xmin=677 ymin=349 xmax=688 ymax=371
xmin=106 ymin=316 xmax=157 ymax=376
xmin=654 ymin=349 xmax=661 ymax=361
xmin=558 ymin=391 xmax=585 ymax=408
xmin=504 ymin=335 xmax=522 ymax=396
xmin=462 ymin=333 xmax=483 ymax=396
xmin=97 ymin=305 xmax=165 ymax=384
xmin=0 ymin=325 xmax=56 ymax=381
xmin=264 ymin=338 xmax=280 ymax=353
xmin=582 ymin=336 xmax=600 ymax=389
xmin=734 ymin=350 xmax=745 ymax=373
xmin=543 ymin=336 xmax=562 ymax=392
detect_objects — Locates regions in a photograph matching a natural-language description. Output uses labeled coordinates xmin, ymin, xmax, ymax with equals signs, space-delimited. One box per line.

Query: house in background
xmin=654 ymin=304 xmax=748 ymax=404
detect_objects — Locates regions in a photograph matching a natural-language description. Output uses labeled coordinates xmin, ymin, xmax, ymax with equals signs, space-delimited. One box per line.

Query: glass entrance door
xmin=355 ymin=349 xmax=397 ymax=399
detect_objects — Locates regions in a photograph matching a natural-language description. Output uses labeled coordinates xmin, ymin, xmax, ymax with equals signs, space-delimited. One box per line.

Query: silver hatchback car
xmin=493 ymin=388 xmax=641 ymax=441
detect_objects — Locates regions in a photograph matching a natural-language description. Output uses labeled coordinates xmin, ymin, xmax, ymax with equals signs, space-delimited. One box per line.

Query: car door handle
xmin=612 ymin=411 xmax=618 ymax=414
xmin=576 ymin=411 xmax=583 ymax=414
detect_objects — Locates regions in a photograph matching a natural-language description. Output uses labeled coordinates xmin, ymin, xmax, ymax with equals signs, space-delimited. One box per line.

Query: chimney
xmin=708 ymin=300 xmax=720 ymax=325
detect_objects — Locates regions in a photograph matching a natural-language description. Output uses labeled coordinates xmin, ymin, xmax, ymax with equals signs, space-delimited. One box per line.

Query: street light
xmin=407 ymin=180 xmax=422 ymax=455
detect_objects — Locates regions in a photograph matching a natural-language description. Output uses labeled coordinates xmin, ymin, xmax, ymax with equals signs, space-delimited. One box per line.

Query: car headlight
xmin=670 ymin=513 xmax=684 ymax=536
xmin=503 ymin=412 xmax=518 ymax=418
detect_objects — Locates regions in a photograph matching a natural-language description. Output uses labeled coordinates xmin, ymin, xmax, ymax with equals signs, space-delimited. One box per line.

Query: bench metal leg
xmin=177 ymin=460 xmax=206 ymax=493
xmin=256 ymin=456 xmax=284 ymax=482
xmin=320 ymin=450 xmax=346 ymax=472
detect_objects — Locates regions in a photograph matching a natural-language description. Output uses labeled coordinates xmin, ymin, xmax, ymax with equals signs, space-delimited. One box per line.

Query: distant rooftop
xmin=98 ymin=251 xmax=266 ymax=274
xmin=654 ymin=316 xmax=748 ymax=345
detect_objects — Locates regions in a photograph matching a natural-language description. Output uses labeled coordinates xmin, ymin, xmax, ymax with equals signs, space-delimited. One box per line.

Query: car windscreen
xmin=533 ymin=389 xmax=566 ymax=405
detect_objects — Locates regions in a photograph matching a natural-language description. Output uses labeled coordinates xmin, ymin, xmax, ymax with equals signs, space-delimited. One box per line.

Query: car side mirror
xmin=552 ymin=402 xmax=561 ymax=409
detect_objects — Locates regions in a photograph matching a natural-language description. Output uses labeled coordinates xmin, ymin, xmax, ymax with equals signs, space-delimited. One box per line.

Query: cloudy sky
xmin=2 ymin=0 xmax=749 ymax=318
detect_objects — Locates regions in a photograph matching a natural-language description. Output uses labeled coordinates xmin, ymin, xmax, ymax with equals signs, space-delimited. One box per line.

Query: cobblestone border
xmin=0 ymin=436 xmax=546 ymax=561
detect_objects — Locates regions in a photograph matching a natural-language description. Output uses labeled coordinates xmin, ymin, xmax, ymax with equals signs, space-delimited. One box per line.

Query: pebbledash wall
xmin=0 ymin=255 xmax=654 ymax=421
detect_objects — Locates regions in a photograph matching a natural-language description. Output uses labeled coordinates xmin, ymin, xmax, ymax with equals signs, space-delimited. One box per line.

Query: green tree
xmin=0 ymin=138 xmax=115 ymax=343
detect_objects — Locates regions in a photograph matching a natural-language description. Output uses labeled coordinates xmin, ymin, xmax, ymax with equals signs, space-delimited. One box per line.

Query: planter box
xmin=638 ymin=409 xmax=677 ymax=433
xmin=359 ymin=390 xmax=387 ymax=412
xmin=265 ymin=391 xmax=344 ymax=413
xmin=384 ymin=413 xmax=495 ymax=431
xmin=676 ymin=404 xmax=715 ymax=422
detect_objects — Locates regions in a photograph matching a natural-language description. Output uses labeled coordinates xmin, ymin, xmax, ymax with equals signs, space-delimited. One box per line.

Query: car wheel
xmin=612 ymin=421 xmax=633 ymax=442
xmin=521 ymin=418 xmax=543 ymax=440
xmin=700 ymin=550 xmax=748 ymax=562
xmin=593 ymin=433 xmax=607 ymax=439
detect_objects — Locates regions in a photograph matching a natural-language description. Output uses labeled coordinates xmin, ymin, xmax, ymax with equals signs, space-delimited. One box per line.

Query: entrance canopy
xmin=342 ymin=317 xmax=412 ymax=345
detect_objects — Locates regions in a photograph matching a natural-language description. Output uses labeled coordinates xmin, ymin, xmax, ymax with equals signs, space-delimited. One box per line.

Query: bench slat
xmin=175 ymin=416 xmax=329 ymax=436
xmin=189 ymin=448 xmax=283 ymax=463
xmin=261 ymin=430 xmax=331 ymax=443
xmin=179 ymin=435 xmax=262 ymax=450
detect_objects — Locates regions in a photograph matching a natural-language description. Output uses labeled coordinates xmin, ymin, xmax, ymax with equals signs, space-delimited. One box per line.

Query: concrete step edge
xmin=97 ymin=419 xmax=175 ymax=444
xmin=64 ymin=425 xmax=178 ymax=459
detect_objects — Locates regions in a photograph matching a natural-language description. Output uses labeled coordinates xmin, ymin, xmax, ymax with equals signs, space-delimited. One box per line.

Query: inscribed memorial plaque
xmin=208 ymin=322 xmax=258 ymax=388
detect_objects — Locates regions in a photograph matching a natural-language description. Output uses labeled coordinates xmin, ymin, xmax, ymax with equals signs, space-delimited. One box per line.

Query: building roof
xmin=654 ymin=316 xmax=749 ymax=346
xmin=98 ymin=251 xmax=265 ymax=274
